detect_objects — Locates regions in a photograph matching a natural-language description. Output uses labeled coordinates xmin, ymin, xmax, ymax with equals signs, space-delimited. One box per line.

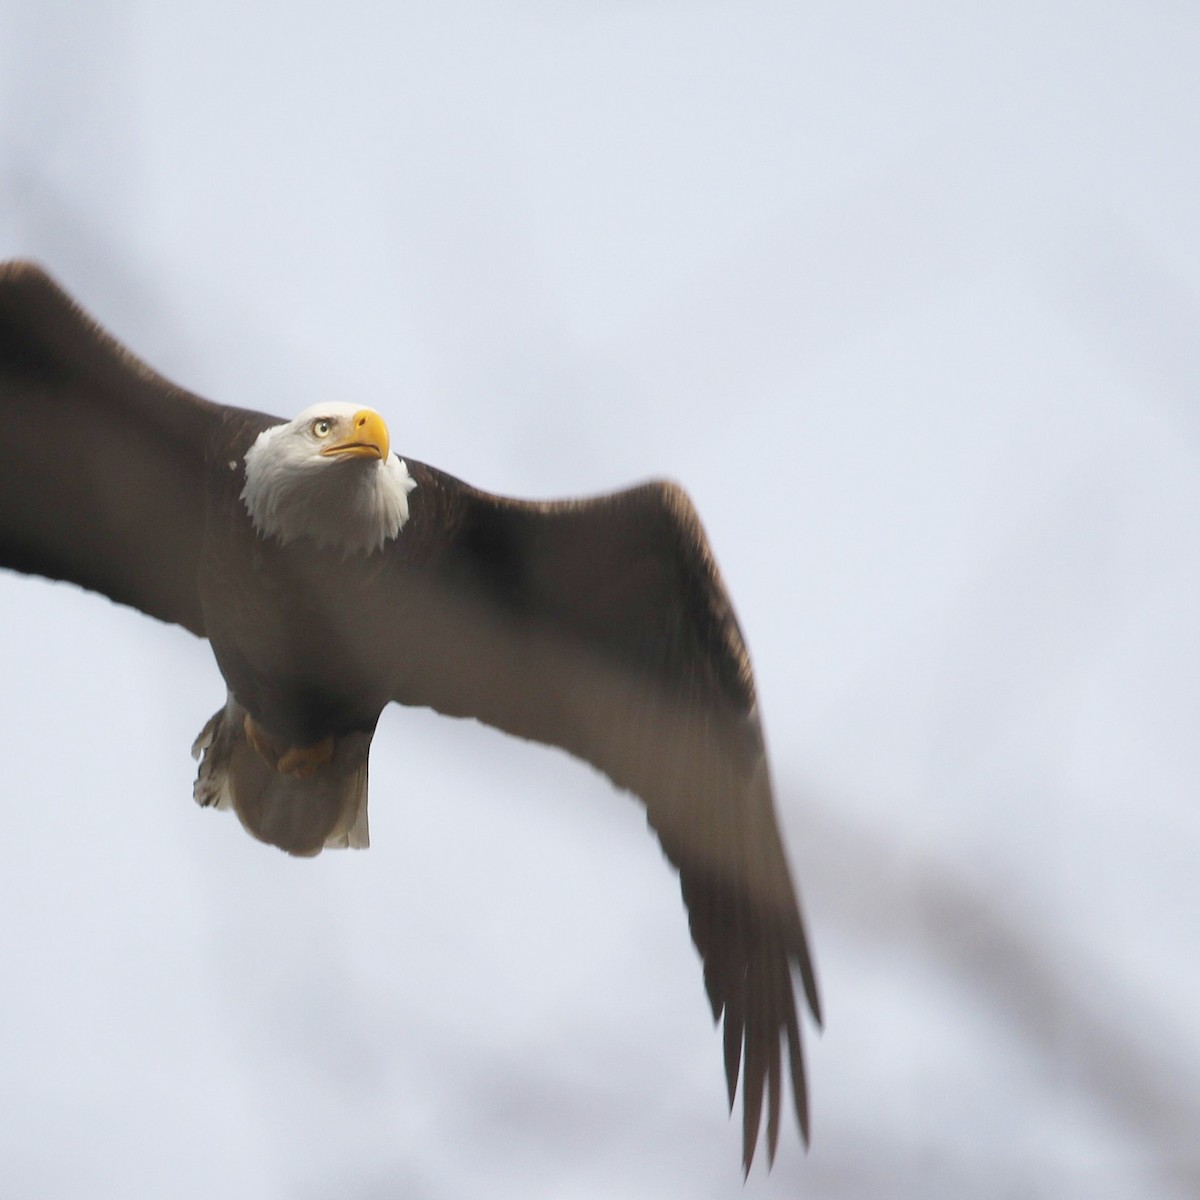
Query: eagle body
xmin=192 ymin=422 xmax=384 ymax=851
xmin=201 ymin=428 xmax=398 ymax=742
xmin=0 ymin=261 xmax=819 ymax=1171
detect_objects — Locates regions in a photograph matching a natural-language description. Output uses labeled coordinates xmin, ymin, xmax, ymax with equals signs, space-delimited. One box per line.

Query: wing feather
xmin=386 ymin=465 xmax=821 ymax=1166
xmin=0 ymin=261 xmax=227 ymax=635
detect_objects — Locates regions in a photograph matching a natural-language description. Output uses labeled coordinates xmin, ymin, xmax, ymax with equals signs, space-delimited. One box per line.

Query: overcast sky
xmin=2 ymin=3 xmax=1199 ymax=1198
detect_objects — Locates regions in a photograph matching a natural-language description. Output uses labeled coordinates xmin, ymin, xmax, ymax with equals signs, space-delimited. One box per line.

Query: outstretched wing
xmin=0 ymin=261 xmax=229 ymax=636
xmin=386 ymin=465 xmax=821 ymax=1170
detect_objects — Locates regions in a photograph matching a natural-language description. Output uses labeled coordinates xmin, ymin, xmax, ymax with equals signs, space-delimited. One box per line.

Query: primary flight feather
xmin=0 ymin=260 xmax=819 ymax=1170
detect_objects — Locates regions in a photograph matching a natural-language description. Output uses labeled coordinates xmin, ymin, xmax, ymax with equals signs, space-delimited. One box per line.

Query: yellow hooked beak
xmin=320 ymin=409 xmax=391 ymax=461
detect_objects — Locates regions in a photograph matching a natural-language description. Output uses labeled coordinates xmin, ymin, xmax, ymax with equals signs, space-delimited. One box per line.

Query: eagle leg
xmin=242 ymin=712 xmax=336 ymax=779
xmin=277 ymin=736 xmax=336 ymax=779
xmin=242 ymin=712 xmax=281 ymax=770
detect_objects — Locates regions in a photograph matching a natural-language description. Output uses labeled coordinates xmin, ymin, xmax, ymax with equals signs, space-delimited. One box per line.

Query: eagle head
xmin=240 ymin=402 xmax=417 ymax=554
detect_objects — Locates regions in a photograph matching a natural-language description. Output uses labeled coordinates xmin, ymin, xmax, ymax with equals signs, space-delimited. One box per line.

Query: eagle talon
xmin=277 ymin=736 xmax=336 ymax=779
xmin=242 ymin=714 xmax=333 ymax=778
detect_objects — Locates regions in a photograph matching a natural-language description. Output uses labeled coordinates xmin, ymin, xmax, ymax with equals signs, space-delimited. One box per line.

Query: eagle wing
xmin=385 ymin=464 xmax=821 ymax=1170
xmin=0 ymin=261 xmax=229 ymax=636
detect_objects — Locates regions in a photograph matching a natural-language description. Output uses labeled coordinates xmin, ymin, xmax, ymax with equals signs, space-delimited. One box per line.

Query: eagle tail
xmin=192 ymin=695 xmax=371 ymax=856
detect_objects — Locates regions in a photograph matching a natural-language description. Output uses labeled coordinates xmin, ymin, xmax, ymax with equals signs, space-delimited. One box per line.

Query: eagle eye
xmin=311 ymin=417 xmax=334 ymax=438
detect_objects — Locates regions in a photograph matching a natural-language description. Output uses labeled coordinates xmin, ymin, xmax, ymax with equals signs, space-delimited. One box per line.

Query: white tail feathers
xmin=192 ymin=694 xmax=371 ymax=856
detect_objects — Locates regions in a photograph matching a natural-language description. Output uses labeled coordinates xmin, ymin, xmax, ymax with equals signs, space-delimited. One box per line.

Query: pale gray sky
xmin=2 ymin=4 xmax=1199 ymax=1197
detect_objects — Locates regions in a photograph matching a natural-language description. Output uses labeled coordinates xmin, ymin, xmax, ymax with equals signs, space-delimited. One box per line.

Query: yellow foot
xmin=242 ymin=714 xmax=335 ymax=779
xmin=277 ymin=735 xmax=336 ymax=779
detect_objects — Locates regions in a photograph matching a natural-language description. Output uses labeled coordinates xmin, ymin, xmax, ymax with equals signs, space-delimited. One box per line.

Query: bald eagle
xmin=0 ymin=261 xmax=819 ymax=1171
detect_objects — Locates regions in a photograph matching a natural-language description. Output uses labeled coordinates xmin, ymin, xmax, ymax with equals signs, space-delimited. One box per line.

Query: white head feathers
xmin=241 ymin=403 xmax=417 ymax=554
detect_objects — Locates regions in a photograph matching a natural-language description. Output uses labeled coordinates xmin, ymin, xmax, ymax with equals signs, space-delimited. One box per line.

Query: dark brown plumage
xmin=0 ymin=260 xmax=820 ymax=1170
